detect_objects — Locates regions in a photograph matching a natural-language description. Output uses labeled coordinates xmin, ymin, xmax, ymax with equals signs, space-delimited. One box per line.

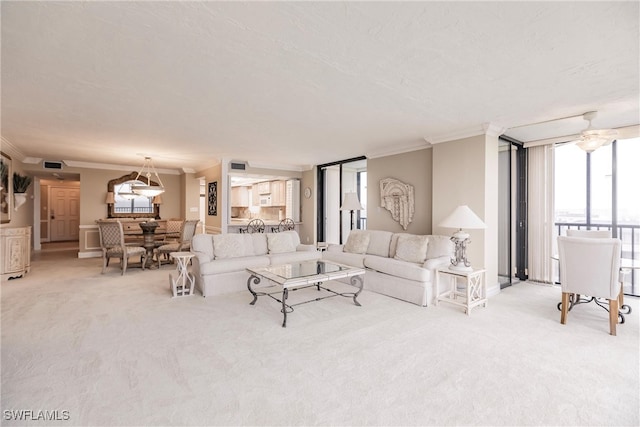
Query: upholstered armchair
xmin=557 ymin=236 xmax=623 ymax=335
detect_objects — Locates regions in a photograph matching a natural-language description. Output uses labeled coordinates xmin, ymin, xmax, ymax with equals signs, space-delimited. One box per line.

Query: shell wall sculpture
xmin=379 ymin=178 xmax=414 ymax=230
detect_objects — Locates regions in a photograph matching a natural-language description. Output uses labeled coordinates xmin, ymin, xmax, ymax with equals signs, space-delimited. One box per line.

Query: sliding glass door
xmin=554 ymin=137 xmax=640 ymax=296
xmin=317 ymin=157 xmax=367 ymax=245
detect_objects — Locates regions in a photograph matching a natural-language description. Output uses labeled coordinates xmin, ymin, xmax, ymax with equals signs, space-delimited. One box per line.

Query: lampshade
xmin=439 ymin=205 xmax=486 ymax=230
xmin=131 ymin=156 xmax=165 ymax=197
xmin=105 ymin=192 xmax=115 ymax=204
xmin=340 ymin=192 xmax=363 ymax=211
xmin=152 ymin=195 xmax=163 ymax=205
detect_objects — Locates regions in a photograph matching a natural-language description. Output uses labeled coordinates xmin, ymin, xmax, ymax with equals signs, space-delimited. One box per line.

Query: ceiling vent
xmin=43 ymin=161 xmax=63 ymax=170
xmin=230 ymin=162 xmax=246 ymax=171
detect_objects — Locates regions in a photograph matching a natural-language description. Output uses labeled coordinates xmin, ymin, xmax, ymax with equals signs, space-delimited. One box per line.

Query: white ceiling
xmin=2 ymin=1 xmax=638 ymax=172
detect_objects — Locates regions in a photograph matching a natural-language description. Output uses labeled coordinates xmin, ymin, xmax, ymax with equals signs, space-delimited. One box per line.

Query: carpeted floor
xmin=1 ymin=250 xmax=638 ymax=426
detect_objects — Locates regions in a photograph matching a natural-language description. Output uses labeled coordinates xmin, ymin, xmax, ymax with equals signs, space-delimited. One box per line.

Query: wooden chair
xmin=96 ymin=220 xmax=146 ymax=275
xmin=246 ymin=219 xmax=265 ymax=234
xmin=155 ymin=219 xmax=199 ymax=268
xmin=557 ymin=236 xmax=623 ymax=335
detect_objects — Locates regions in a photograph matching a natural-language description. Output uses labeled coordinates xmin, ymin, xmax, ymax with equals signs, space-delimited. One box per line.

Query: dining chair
xmin=155 ymin=219 xmax=199 ymax=268
xmin=557 ymin=236 xmax=623 ymax=335
xmin=96 ymin=220 xmax=147 ymax=275
xmin=246 ymin=219 xmax=265 ymax=234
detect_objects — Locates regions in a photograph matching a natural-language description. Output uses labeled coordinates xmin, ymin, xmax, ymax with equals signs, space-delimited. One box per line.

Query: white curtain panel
xmin=528 ymin=144 xmax=555 ymax=283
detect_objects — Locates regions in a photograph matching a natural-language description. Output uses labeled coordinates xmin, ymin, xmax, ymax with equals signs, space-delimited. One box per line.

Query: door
xmin=50 ymin=186 xmax=80 ymax=241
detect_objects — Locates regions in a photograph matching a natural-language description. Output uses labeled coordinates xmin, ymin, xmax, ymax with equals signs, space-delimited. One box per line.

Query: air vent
xmin=43 ymin=161 xmax=63 ymax=170
xmin=230 ymin=162 xmax=246 ymax=171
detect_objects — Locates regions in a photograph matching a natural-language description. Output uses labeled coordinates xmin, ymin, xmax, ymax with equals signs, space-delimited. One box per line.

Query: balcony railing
xmin=555 ymin=222 xmax=639 ymax=296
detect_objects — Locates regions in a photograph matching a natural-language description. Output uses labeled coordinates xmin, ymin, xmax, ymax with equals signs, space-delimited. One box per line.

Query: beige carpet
xmin=1 ymin=250 xmax=638 ymax=426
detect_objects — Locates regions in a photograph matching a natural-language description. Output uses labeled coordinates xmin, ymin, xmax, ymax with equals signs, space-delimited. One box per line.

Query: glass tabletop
xmin=264 ymin=261 xmax=348 ymax=280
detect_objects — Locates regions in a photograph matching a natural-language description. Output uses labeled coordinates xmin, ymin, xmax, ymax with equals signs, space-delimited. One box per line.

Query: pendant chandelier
xmin=131 ymin=157 xmax=165 ymax=198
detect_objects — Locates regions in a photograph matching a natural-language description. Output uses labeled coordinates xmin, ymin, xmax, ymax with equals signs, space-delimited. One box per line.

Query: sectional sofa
xmin=191 ymin=229 xmax=453 ymax=307
xmin=321 ymin=230 xmax=454 ymax=306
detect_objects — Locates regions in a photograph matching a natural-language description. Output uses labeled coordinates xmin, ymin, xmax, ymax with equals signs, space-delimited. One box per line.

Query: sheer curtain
xmin=528 ymin=144 xmax=555 ymax=283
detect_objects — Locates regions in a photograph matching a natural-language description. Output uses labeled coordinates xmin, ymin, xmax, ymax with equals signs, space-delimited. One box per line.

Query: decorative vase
xmin=14 ymin=193 xmax=27 ymax=211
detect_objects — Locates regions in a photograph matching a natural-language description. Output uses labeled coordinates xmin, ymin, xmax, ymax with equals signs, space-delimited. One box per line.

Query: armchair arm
xmin=296 ymin=244 xmax=317 ymax=252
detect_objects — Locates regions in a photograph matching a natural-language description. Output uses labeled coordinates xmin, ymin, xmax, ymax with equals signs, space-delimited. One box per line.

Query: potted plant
xmin=13 ymin=172 xmax=32 ymax=210
xmin=0 ymin=160 xmax=7 ymax=191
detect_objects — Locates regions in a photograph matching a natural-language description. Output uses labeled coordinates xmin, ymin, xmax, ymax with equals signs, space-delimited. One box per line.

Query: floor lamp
xmin=340 ymin=192 xmax=363 ymax=230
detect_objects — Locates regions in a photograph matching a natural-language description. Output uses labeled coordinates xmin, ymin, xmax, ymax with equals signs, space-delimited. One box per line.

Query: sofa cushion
xmin=199 ymin=256 xmax=270 ymax=275
xmin=394 ymin=234 xmax=429 ymax=264
xmin=213 ymin=234 xmax=245 ymax=259
xmin=251 ymin=233 xmax=268 ymax=256
xmin=322 ymin=250 xmax=366 ymax=268
xmin=344 ymin=230 xmax=370 ymax=254
xmin=364 ymin=255 xmax=431 ymax=282
xmin=365 ymin=230 xmax=393 ymax=257
xmin=267 ymin=233 xmax=296 ymax=254
xmin=427 ymin=235 xmax=454 ymax=259
xmin=281 ymin=230 xmax=301 ymax=246
xmin=191 ymin=234 xmax=214 ymax=261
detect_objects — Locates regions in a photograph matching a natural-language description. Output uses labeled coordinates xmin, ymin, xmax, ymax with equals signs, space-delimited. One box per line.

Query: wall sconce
xmin=105 ymin=192 xmax=115 ymax=205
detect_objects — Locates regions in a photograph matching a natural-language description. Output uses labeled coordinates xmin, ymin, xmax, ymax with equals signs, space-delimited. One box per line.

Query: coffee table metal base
xmin=247 ymin=274 xmax=363 ymax=327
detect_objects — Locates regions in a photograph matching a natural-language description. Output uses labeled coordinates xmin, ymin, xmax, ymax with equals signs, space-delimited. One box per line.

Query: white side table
xmin=435 ymin=267 xmax=487 ymax=315
xmin=169 ymin=252 xmax=195 ymax=297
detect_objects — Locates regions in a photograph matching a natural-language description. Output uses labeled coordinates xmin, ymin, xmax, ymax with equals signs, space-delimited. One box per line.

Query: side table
xmin=435 ymin=267 xmax=487 ymax=315
xmin=169 ymin=252 xmax=195 ymax=297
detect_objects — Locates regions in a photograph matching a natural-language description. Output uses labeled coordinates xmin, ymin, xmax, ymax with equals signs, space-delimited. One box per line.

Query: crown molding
xmin=425 ymin=123 xmax=506 ymax=144
xmin=0 ymin=137 xmax=25 ymax=160
xmin=366 ymin=140 xmax=431 ymax=159
xmin=246 ymin=161 xmax=312 ymax=172
xmin=62 ymin=159 xmax=181 ymax=175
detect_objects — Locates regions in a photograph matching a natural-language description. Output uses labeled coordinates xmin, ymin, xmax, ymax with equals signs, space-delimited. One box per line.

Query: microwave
xmin=259 ymin=195 xmax=271 ymax=206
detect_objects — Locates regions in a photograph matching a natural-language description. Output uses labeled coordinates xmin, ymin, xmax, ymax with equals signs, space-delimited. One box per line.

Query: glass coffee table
xmin=247 ymin=260 xmax=365 ymax=327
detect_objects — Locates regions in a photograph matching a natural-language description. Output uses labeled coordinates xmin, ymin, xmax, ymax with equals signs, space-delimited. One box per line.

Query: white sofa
xmin=322 ymin=230 xmax=454 ymax=306
xmin=191 ymin=231 xmax=321 ymax=297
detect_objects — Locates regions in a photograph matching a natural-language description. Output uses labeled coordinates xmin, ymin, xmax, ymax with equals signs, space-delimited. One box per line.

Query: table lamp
xmin=439 ymin=205 xmax=486 ymax=271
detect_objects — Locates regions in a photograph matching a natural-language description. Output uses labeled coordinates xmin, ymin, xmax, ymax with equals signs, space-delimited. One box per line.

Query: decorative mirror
xmin=107 ymin=172 xmax=160 ymax=219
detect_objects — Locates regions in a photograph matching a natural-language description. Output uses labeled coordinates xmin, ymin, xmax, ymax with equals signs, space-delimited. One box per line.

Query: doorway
xmin=317 ymin=156 xmax=367 ymax=244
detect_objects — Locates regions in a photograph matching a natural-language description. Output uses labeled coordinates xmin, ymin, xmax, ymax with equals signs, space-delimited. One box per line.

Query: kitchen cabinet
xmin=256 ymin=181 xmax=271 ymax=195
xmin=270 ymin=181 xmax=286 ymax=206
xmin=1 ymin=226 xmax=31 ymax=280
xmin=231 ymin=186 xmax=250 ymax=207
xmin=251 ymin=185 xmax=260 ymax=206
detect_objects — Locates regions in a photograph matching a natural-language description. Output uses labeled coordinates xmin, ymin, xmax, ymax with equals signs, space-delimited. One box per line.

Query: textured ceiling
xmin=2 ymin=1 xmax=638 ymax=172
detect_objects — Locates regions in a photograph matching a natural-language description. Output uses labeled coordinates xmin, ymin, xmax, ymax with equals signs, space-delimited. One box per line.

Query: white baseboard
xmin=78 ymin=251 xmax=101 ymax=259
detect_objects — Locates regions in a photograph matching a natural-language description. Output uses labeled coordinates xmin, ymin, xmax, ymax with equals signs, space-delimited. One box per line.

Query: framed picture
xmin=208 ymin=181 xmax=217 ymax=216
xmin=0 ymin=151 xmax=12 ymax=223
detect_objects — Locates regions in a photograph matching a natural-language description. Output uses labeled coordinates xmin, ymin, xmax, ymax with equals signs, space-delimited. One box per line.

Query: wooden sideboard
xmin=1 ymin=226 xmax=31 ymax=280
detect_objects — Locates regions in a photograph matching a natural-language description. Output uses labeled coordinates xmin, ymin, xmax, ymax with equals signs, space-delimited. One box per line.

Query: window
xmin=554 ymin=137 xmax=640 ymax=295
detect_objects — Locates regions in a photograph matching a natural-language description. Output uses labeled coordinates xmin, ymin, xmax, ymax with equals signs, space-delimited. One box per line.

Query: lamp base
xmin=448 ymin=263 xmax=473 ymax=272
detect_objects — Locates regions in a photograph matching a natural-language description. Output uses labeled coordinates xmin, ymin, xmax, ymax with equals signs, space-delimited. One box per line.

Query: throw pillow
xmin=344 ymin=230 xmax=370 ymax=254
xmin=267 ymin=233 xmax=296 ymax=254
xmin=426 ymin=235 xmax=454 ymax=259
xmin=394 ymin=234 xmax=429 ymax=264
xmin=213 ymin=234 xmax=245 ymax=259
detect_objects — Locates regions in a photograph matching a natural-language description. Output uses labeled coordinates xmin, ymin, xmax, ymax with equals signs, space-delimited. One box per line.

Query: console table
xmin=0 ymin=226 xmax=31 ymax=280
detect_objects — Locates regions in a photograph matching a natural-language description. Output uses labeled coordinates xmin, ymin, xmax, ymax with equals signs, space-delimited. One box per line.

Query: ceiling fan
xmin=574 ymin=111 xmax=618 ymax=153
